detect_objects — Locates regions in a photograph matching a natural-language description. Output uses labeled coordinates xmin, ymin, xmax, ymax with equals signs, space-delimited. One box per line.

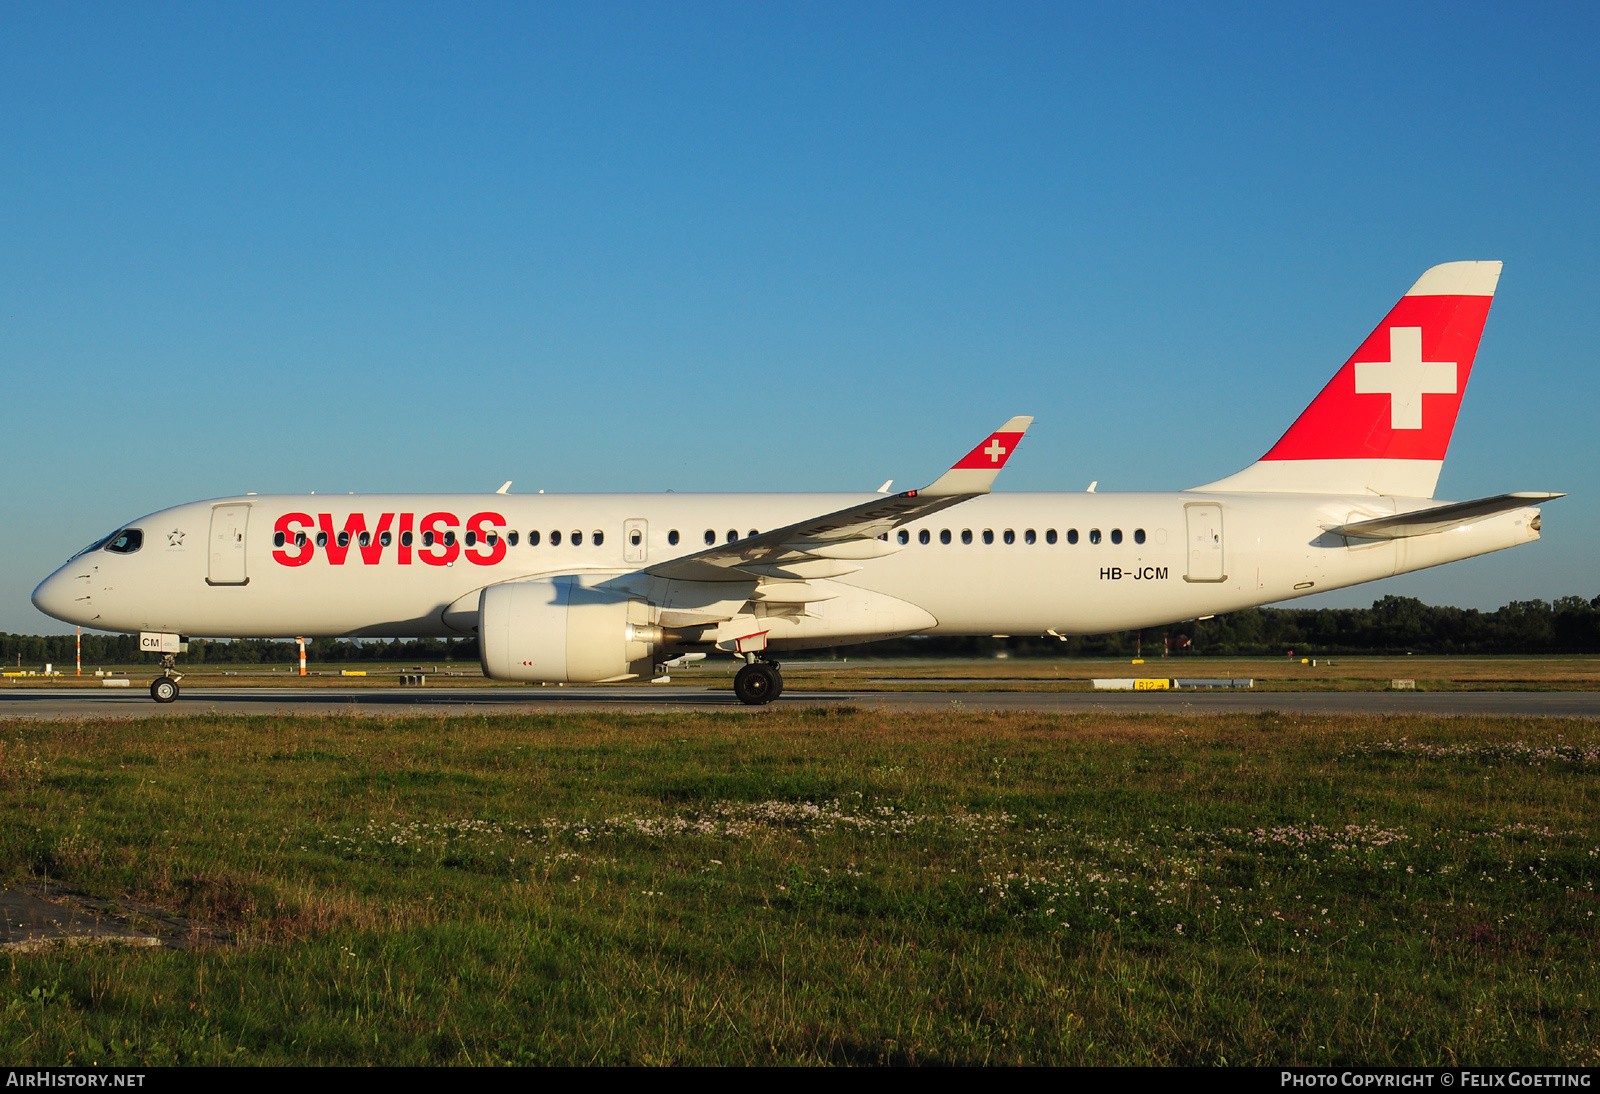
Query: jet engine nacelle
xmin=479 ymin=577 xmax=662 ymax=683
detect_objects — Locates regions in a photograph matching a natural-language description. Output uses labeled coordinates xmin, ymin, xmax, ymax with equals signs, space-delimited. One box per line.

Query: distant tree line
xmin=836 ymin=593 xmax=1600 ymax=659
xmin=4 ymin=594 xmax=1599 ymax=668
xmin=0 ymin=634 xmax=478 ymax=669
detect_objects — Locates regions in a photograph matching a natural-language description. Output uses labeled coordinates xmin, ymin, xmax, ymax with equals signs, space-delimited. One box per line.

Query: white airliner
xmin=33 ymin=261 xmax=1560 ymax=704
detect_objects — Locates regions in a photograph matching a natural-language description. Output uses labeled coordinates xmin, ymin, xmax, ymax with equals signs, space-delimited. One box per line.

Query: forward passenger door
xmin=208 ymin=504 xmax=250 ymax=585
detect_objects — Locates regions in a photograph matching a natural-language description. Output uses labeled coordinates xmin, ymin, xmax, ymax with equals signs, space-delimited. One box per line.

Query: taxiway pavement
xmin=3 ymin=686 xmax=1599 ymax=719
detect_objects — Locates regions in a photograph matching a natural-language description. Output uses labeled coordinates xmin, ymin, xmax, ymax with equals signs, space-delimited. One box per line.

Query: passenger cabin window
xmin=630 ymin=530 xmax=642 ymax=546
xmin=358 ymin=531 xmax=371 ymax=548
xmin=400 ymin=531 xmax=413 ymax=547
xmin=1003 ymin=529 xmax=1015 ymax=545
xmin=465 ymin=531 xmax=477 ymax=547
xmin=1024 ymin=529 xmax=1036 ymax=545
xmin=295 ymin=532 xmax=308 ymax=547
xmin=668 ymin=529 xmax=680 ymax=546
xmin=1045 ymin=529 xmax=1057 ymax=545
xmin=704 ymin=529 xmax=715 ymax=546
xmin=381 ymin=531 xmax=393 ymax=547
xmin=940 ymin=529 xmax=952 ymax=544
xmin=1067 ymin=529 xmax=1079 ymax=545
xmin=748 ymin=529 xmax=758 ymax=539
xmin=337 ymin=531 xmax=350 ymax=548
xmin=726 ymin=530 xmax=738 ymax=543
xmin=550 ymin=530 xmax=561 ymax=546
xmin=443 ymin=531 xmax=457 ymax=547
xmin=487 ymin=532 xmax=498 ymax=546
xmin=1089 ymin=529 xmax=1102 ymax=545
xmin=919 ymin=529 xmax=930 ymax=544
xmin=897 ymin=530 xmax=909 ymax=544
xmin=317 ymin=531 xmax=329 ymax=548
xmin=528 ymin=530 xmax=539 ymax=546
xmin=571 ymin=530 xmax=583 ymax=546
xmin=273 ymin=531 xmax=285 ymax=548
xmin=1134 ymin=528 xmax=1146 ymax=544
xmin=982 ymin=529 xmax=994 ymax=545
xmin=1110 ymin=528 xmax=1123 ymax=545
xmin=505 ymin=531 xmax=516 ymax=546
xmin=961 ymin=530 xmax=973 ymax=545
xmin=592 ymin=530 xmax=604 ymax=547
xmin=422 ymin=531 xmax=435 ymax=547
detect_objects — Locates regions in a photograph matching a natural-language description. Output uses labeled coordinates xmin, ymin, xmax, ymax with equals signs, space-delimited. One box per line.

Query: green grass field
xmin=0 ymin=708 xmax=1595 ymax=1065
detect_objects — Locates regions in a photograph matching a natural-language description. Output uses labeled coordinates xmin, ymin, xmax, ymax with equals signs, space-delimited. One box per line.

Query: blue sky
xmin=3 ymin=2 xmax=1596 ymax=633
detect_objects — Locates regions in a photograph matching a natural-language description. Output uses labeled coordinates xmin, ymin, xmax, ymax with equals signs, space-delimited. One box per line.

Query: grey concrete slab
xmin=3 ymin=686 xmax=1600 ymax=719
xmin=0 ymin=885 xmax=235 ymax=952
xmin=0 ymin=887 xmax=159 ymax=952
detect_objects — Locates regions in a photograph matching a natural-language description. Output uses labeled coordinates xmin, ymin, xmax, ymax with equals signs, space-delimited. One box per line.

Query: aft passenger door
xmin=208 ymin=504 xmax=250 ymax=585
xmin=1183 ymin=503 xmax=1225 ymax=582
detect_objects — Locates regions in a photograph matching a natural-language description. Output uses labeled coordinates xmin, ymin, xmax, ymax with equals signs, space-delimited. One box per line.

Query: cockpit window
xmin=70 ymin=531 xmax=119 ymax=560
xmin=104 ymin=529 xmax=143 ymax=554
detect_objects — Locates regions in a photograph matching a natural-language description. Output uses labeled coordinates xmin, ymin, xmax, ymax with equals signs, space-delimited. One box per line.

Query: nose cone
xmin=32 ymin=566 xmax=89 ymax=626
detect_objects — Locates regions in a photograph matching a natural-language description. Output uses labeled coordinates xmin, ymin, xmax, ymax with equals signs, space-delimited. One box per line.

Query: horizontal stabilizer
xmin=1326 ymin=492 xmax=1563 ymax=541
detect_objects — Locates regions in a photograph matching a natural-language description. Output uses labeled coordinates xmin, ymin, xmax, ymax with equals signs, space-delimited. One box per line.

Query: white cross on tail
xmin=1353 ymin=326 xmax=1456 ymax=430
xmin=983 ymin=439 xmax=1007 ymax=462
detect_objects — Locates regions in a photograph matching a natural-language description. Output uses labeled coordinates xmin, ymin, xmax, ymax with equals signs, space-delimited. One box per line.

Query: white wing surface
xmin=643 ymin=416 xmax=1033 ymax=583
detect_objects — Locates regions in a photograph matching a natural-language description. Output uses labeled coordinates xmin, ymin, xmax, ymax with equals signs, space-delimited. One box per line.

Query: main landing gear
xmin=150 ymin=655 xmax=182 ymax=704
xmin=733 ymin=658 xmax=784 ymax=706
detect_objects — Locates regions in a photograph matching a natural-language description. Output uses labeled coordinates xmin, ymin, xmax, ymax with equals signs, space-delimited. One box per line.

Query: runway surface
xmin=4 ymin=686 xmax=1600 ymax=719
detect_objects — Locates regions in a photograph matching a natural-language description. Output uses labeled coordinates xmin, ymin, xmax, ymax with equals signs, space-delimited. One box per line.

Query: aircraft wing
xmin=1327 ymin=492 xmax=1564 ymax=541
xmin=644 ymin=416 xmax=1033 ymax=583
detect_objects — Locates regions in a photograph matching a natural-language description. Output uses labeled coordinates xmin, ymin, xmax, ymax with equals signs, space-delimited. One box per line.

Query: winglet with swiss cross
xmin=920 ymin=416 xmax=1033 ymax=497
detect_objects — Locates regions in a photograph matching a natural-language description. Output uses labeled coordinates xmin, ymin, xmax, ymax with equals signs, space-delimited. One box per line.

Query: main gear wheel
xmin=733 ymin=662 xmax=782 ymax=705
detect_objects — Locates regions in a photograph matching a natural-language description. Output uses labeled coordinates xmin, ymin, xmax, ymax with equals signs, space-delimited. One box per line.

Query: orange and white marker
xmin=298 ymin=637 xmax=307 ymax=677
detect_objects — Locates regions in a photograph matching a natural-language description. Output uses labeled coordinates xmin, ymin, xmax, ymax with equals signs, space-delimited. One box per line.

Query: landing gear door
xmin=1183 ymin=503 xmax=1225 ymax=583
xmin=623 ymin=519 xmax=648 ymax=564
xmin=208 ymin=504 xmax=250 ymax=586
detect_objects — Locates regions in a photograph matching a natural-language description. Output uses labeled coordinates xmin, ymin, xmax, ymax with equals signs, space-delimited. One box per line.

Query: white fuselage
xmin=32 ymin=490 xmax=1542 ymax=648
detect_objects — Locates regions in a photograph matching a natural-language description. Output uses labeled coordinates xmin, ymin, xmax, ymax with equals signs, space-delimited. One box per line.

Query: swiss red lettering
xmin=272 ymin=513 xmax=315 ymax=567
xmin=465 ymin=511 xmax=507 ymax=566
xmin=418 ymin=512 xmax=459 ymax=566
xmin=317 ymin=514 xmax=371 ymax=565
xmin=360 ymin=513 xmax=396 ymax=565
xmin=275 ymin=511 xmax=468 ymax=567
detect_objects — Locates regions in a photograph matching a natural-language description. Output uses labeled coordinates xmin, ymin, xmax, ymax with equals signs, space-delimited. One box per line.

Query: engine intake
xmin=479 ymin=577 xmax=660 ymax=683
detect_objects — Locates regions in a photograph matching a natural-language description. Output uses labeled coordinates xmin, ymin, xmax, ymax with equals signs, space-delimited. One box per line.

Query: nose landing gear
xmin=733 ymin=659 xmax=784 ymax=705
xmin=150 ymin=654 xmax=182 ymax=703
